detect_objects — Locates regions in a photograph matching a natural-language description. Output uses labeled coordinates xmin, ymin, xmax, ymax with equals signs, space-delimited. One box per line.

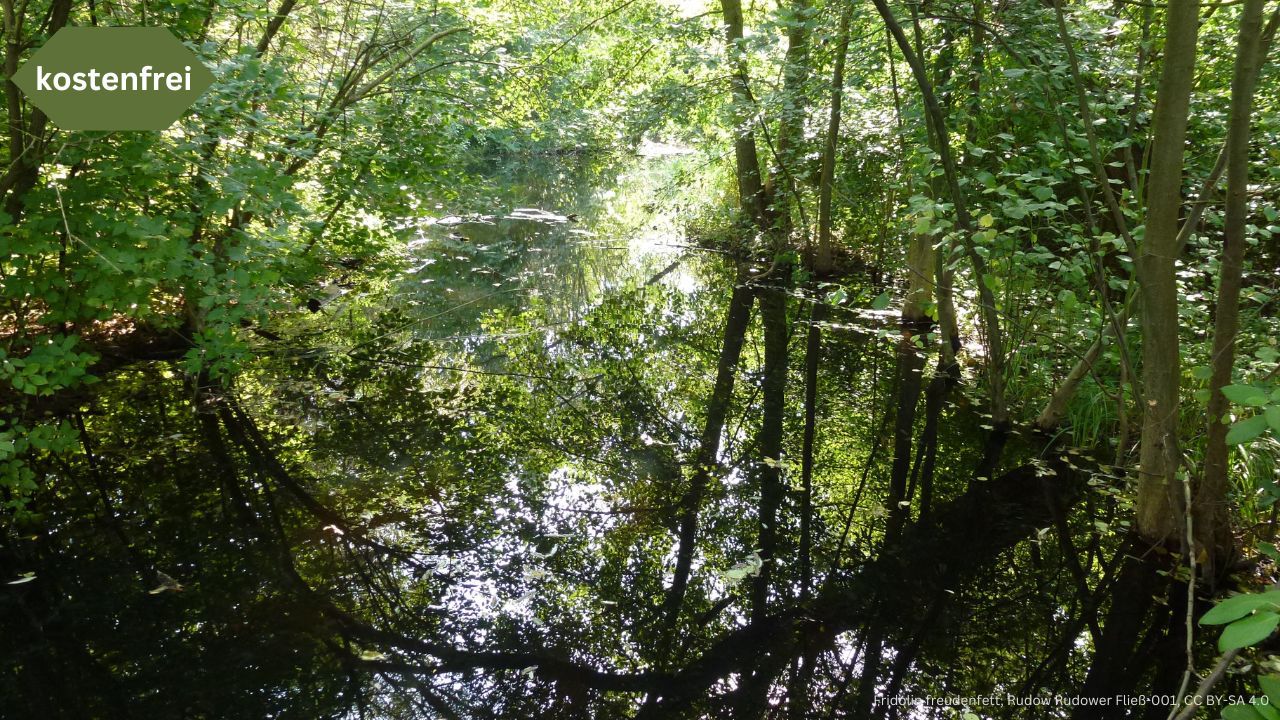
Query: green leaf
xmin=1228 ymin=414 xmax=1270 ymax=445
xmin=1223 ymin=384 xmax=1270 ymax=406
xmin=1266 ymin=406 xmax=1280 ymax=434
xmin=1257 ymin=700 xmax=1280 ymax=720
xmin=1219 ymin=611 xmax=1280 ymax=651
xmin=978 ymin=213 xmax=994 ymax=228
xmin=1223 ymin=706 xmax=1265 ymax=720
xmin=870 ymin=292 xmax=892 ymax=311
xmin=1200 ymin=591 xmax=1280 ymax=625
xmin=1261 ymin=543 xmax=1280 ymax=562
xmin=1261 ymin=675 xmax=1280 ymax=708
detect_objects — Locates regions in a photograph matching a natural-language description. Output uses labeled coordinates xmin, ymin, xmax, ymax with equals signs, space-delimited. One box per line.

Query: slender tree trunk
xmin=1134 ymin=0 xmax=1199 ymax=544
xmin=787 ymin=8 xmax=839 ymax=704
xmin=767 ymin=0 xmax=811 ymax=235
xmin=751 ymin=276 xmax=790 ymax=622
xmin=659 ymin=273 xmax=755 ymax=656
xmin=856 ymin=629 xmax=886 ymax=720
xmin=962 ymin=0 xmax=984 ymax=151
xmin=788 ymin=297 xmax=823 ymax=720
xmin=914 ymin=373 xmax=950 ymax=522
xmin=1196 ymin=0 xmax=1265 ymax=572
xmin=815 ymin=3 xmax=852 ymax=275
xmin=658 ymin=0 xmax=778 ymax=652
xmin=0 ymin=0 xmax=72 ymax=220
xmin=1076 ymin=536 xmax=1171 ymax=713
xmin=873 ymin=0 xmax=1008 ymax=423
xmin=886 ymin=344 xmax=926 ymax=545
xmin=797 ymin=304 xmax=820 ymax=601
xmin=723 ymin=0 xmax=769 ymax=227
xmin=905 ymin=17 xmax=960 ymax=369
xmin=1036 ymin=307 xmax=1128 ymax=433
xmin=1038 ymin=6 xmax=1280 ymax=434
xmin=903 ymin=231 xmax=936 ymax=330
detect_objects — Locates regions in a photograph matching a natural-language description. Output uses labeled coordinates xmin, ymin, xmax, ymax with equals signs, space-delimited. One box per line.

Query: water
xmin=1 ymin=153 xmax=1166 ymax=719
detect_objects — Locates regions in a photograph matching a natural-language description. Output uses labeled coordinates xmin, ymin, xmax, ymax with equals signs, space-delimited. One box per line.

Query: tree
xmin=1134 ymin=0 xmax=1200 ymax=545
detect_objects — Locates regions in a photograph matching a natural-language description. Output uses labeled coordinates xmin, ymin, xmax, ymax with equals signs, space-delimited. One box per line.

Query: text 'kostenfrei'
xmin=35 ymin=65 xmax=193 ymax=92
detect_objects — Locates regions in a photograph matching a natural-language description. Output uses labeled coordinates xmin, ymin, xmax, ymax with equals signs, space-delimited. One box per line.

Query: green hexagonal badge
xmin=11 ymin=27 xmax=214 ymax=131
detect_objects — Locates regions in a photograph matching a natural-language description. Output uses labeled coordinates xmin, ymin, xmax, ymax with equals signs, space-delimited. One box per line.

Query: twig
xmin=1170 ymin=649 xmax=1240 ymax=720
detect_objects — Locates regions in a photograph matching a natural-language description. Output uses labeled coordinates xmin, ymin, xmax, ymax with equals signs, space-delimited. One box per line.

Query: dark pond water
xmin=1 ymin=153 xmax=1190 ymax=719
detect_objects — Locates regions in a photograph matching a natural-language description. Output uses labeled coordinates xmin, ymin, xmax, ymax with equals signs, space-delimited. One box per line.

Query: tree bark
xmin=1196 ymin=0 xmax=1265 ymax=572
xmin=767 ymin=0 xmax=811 ymax=237
xmin=0 ymin=0 xmax=72 ymax=220
xmin=815 ymin=3 xmax=851 ymax=276
xmin=1135 ymin=0 xmax=1199 ymax=544
xmin=723 ymin=0 xmax=769 ymax=227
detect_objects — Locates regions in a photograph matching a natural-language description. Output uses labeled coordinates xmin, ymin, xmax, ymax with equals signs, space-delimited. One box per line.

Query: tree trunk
xmin=1196 ymin=0 xmax=1265 ymax=572
xmin=767 ymin=0 xmax=811 ymax=237
xmin=1134 ymin=0 xmax=1199 ymax=544
xmin=903 ymin=231 xmax=936 ymax=330
xmin=815 ymin=3 xmax=852 ymax=276
xmin=873 ymin=0 xmax=1008 ymax=423
xmin=788 ymin=297 xmax=823 ymax=719
xmin=723 ymin=0 xmax=769 ymax=227
xmin=885 ymin=343 xmax=926 ymax=546
xmin=0 ymin=0 xmax=72 ymax=220
xmin=750 ymin=276 xmax=790 ymax=622
xmin=659 ymin=272 xmax=755 ymax=655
